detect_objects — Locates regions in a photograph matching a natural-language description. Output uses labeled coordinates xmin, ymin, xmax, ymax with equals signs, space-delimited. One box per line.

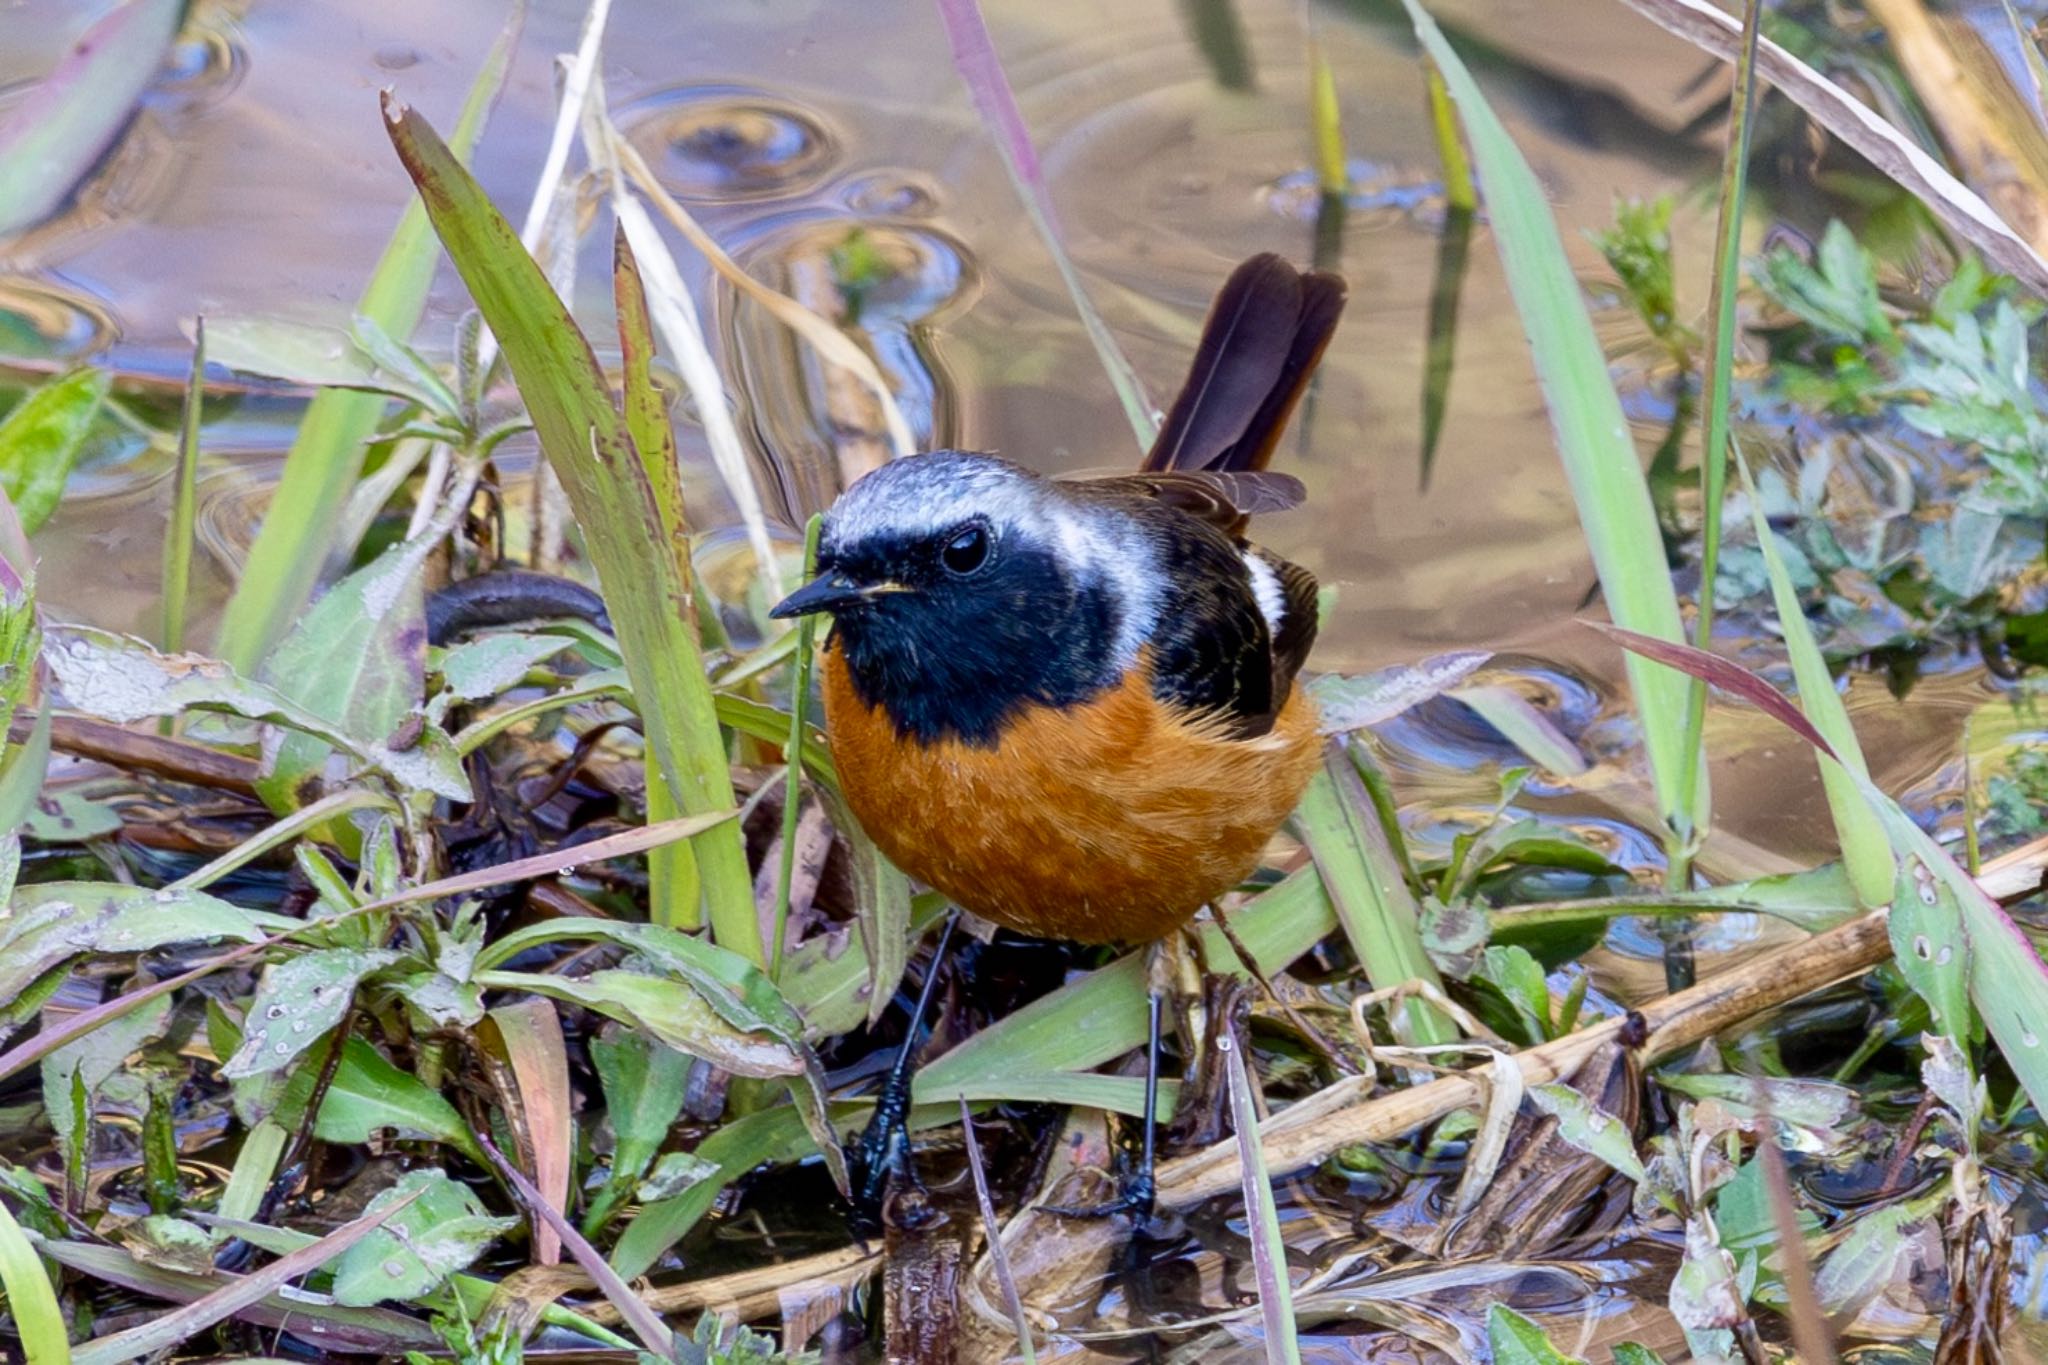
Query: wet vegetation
xmin=2 ymin=0 xmax=2048 ymax=1361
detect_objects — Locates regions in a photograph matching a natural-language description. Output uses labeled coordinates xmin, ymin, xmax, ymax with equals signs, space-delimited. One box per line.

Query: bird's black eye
xmin=940 ymin=522 xmax=991 ymax=576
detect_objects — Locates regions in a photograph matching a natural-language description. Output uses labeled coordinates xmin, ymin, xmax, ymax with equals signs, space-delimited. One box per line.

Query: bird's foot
xmin=1039 ymin=1160 xmax=1157 ymax=1225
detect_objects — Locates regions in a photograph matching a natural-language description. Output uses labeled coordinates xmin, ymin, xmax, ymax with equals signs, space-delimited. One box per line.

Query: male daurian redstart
xmin=773 ymin=253 xmax=1347 ymax=1217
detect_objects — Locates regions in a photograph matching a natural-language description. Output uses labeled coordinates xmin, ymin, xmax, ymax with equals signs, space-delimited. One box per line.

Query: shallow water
xmin=0 ymin=0 xmax=2028 ymax=1354
xmin=5 ymin=0 xmax=1995 ymax=883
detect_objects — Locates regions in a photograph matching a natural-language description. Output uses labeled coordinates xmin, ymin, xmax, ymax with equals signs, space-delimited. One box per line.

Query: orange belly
xmin=820 ymin=642 xmax=1323 ymax=944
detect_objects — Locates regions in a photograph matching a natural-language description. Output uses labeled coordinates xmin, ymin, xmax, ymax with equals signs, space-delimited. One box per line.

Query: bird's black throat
xmin=826 ymin=542 xmax=1124 ymax=748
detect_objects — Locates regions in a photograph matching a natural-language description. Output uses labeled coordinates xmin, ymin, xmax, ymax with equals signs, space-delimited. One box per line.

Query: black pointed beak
xmin=770 ymin=571 xmax=867 ymax=620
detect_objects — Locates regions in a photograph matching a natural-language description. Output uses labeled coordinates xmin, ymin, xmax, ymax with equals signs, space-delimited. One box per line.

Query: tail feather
xmin=1142 ymin=254 xmax=1348 ymax=475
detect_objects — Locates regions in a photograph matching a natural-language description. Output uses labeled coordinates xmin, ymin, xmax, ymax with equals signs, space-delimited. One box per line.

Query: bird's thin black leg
xmin=1043 ymin=983 xmax=1163 ymax=1223
xmin=850 ymin=910 xmax=959 ymax=1221
xmin=1129 ymin=985 xmax=1163 ymax=1217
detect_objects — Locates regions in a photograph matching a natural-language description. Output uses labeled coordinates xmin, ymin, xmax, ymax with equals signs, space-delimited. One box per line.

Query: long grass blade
xmin=384 ymin=98 xmax=758 ymax=957
xmin=584 ymin=96 xmax=784 ymax=599
xmin=959 ymin=1097 xmax=1037 ymax=1365
xmin=933 ymin=0 xmax=1157 ymax=447
xmin=1223 ymin=1028 xmax=1300 ymax=1364
xmin=216 ymin=9 xmax=519 ymax=670
xmin=159 ymin=319 xmax=203 ymax=653
xmin=1731 ymin=444 xmax=1893 ymax=904
xmin=1293 ymin=745 xmax=1454 ymax=1044
xmin=1401 ymin=0 xmax=1704 ymax=849
xmin=0 ymin=1194 xmax=67 ymax=1365
xmin=1671 ymin=0 xmax=1761 ymax=880
xmin=770 ymin=514 xmax=824 ymax=978
xmin=616 ymin=221 xmax=701 ymax=933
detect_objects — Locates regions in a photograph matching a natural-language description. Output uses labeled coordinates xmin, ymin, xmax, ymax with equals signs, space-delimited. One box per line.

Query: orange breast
xmin=820 ymin=641 xmax=1322 ymax=944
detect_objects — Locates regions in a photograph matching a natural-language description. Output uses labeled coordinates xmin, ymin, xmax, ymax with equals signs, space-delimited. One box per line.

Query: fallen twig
xmin=1158 ymin=910 xmax=1890 ymax=1206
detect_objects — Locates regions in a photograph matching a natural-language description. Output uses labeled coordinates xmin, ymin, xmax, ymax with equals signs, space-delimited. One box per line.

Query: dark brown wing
xmin=1142 ymin=254 xmax=1348 ymax=477
xmin=1079 ymin=469 xmax=1306 ymax=532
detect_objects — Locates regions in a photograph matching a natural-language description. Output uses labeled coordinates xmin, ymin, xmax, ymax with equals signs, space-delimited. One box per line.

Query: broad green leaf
xmin=275 ymin=1036 xmax=482 ymax=1163
xmin=434 ymin=631 xmax=574 ymax=701
xmin=637 ymin=1150 xmax=719 ymax=1202
xmin=24 ymin=788 xmax=123 ymax=842
xmin=1888 ymin=851 xmax=1973 ymax=1042
xmin=1487 ymin=1305 xmax=1584 ymax=1364
xmin=0 ymin=0 xmax=183 ymax=236
xmin=121 ymin=1215 xmax=217 ymax=1276
xmin=782 ymin=890 xmax=948 ymax=1040
xmin=45 ymin=626 xmax=467 ymax=801
xmin=217 ymin=12 xmax=517 ymax=670
xmin=256 ymin=542 xmax=434 ymax=813
xmin=330 ymin=1170 xmax=516 ymax=1307
xmin=1476 ymin=943 xmax=1553 ymax=1042
xmin=0 ymin=368 xmax=109 ymax=533
xmin=1813 ymin=1198 xmax=1940 ymax=1314
xmin=1714 ymin=1155 xmax=1822 ymax=1294
xmin=1611 ymin=1346 xmax=1669 ymax=1365
xmin=42 ymin=991 xmax=171 ymax=1162
xmin=1403 ymin=0 xmax=1701 ymax=838
xmin=383 ymin=97 xmax=753 ymax=955
xmin=479 ymin=969 xmax=801 ymax=1078
xmin=1526 ymin=1083 xmax=1646 ymax=1183
xmin=202 ymin=316 xmax=448 ymax=409
xmin=590 ymin=1027 xmax=690 ymax=1183
xmin=1 ymin=882 xmax=266 ymax=999
xmin=1309 ymin=650 xmax=1493 ymax=732
xmin=223 ymin=948 xmax=398 ymax=1079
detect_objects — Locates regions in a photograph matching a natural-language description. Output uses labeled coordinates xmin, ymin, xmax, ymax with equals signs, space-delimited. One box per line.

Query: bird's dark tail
xmin=1141 ymin=253 xmax=1348 ymax=475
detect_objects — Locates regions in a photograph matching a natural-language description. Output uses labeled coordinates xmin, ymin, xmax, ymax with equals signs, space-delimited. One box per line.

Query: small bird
xmin=772 ymin=253 xmax=1346 ymax=1214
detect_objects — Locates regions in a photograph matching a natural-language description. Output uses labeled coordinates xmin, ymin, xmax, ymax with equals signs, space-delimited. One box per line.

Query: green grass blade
xmin=215 ymin=12 xmax=518 ymax=670
xmin=1293 ymin=746 xmax=1454 ymax=1044
xmin=0 ymin=1193 xmax=68 ymax=1364
xmin=1224 ymin=1030 xmax=1300 ymax=1365
xmin=918 ymin=868 xmax=1335 ymax=1095
xmin=382 ymin=99 xmax=756 ymax=957
xmin=1672 ymin=0 xmax=1762 ymax=878
xmin=616 ymin=221 xmax=700 ymax=933
xmin=770 ymin=515 xmax=824 ymax=978
xmin=1308 ymin=36 xmax=1347 ymax=197
xmin=159 ymin=320 xmax=203 ymax=652
xmin=1402 ymin=0 xmax=1703 ymax=844
xmin=1731 ymin=444 xmax=1892 ymax=905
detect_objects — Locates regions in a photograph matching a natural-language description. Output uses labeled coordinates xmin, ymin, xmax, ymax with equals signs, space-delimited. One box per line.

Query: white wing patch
xmin=1243 ymin=550 xmax=1287 ymax=635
